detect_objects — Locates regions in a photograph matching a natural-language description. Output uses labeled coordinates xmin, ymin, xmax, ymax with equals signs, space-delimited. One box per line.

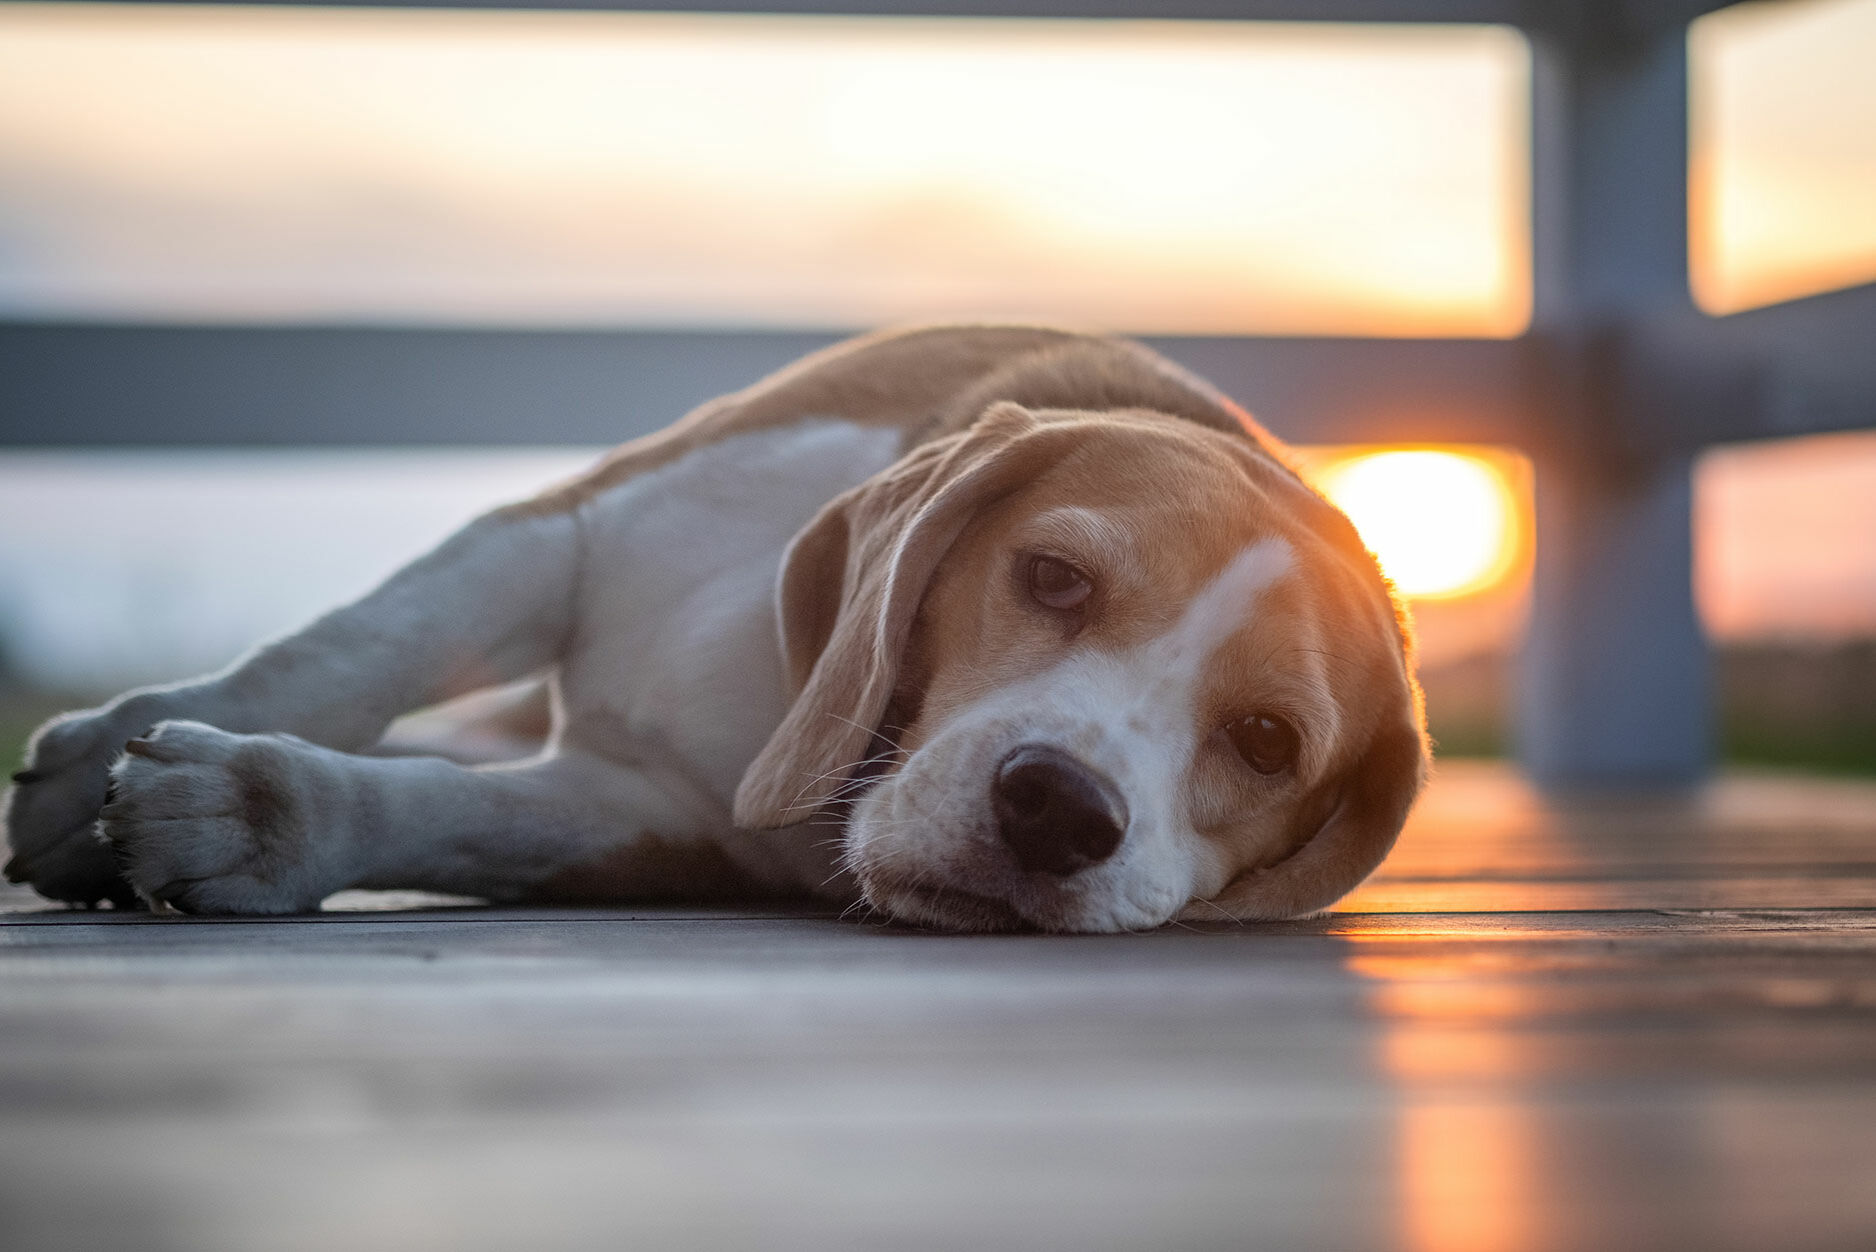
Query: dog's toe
xmin=101 ymin=724 xmax=328 ymax=915
xmin=2 ymin=697 xmax=216 ymax=908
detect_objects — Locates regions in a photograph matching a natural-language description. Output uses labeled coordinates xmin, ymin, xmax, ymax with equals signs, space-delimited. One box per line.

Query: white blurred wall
xmin=0 ymin=450 xmax=596 ymax=691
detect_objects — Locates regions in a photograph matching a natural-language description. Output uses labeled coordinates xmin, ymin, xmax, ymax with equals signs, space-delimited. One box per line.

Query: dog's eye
xmin=1227 ymin=714 xmax=1299 ymax=775
xmin=1027 ymin=556 xmax=1092 ymax=610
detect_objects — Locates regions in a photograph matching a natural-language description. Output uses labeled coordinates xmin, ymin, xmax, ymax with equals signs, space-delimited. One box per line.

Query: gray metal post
xmin=1517 ymin=20 xmax=1711 ymax=785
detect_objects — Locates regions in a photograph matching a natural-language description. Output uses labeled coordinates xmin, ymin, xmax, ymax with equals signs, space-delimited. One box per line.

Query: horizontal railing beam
xmin=1640 ymin=281 xmax=1876 ymax=447
xmin=0 ymin=323 xmax=1534 ymax=449
xmin=6 ymin=308 xmax=1869 ymax=452
xmin=29 ymin=1 xmax=1748 ymax=43
xmin=24 ymin=1 xmax=1747 ymax=37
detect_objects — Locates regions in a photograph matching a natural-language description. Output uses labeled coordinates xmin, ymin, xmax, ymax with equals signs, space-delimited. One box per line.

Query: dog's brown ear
xmin=1199 ymin=717 xmax=1428 ymax=920
xmin=735 ymin=402 xmax=1059 ymax=829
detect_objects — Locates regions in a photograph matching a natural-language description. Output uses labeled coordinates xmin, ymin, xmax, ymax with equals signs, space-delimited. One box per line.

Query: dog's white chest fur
xmin=558 ymin=418 xmax=903 ymax=823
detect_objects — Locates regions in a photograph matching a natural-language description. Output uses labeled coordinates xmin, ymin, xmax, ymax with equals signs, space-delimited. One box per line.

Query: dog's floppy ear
xmin=1199 ymin=717 xmax=1428 ymax=920
xmin=735 ymin=401 xmax=1058 ymax=829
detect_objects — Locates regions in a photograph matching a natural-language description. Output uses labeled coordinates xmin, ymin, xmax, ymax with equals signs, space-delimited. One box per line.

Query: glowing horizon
xmin=2 ymin=3 xmax=1871 ymax=329
xmin=1691 ymin=0 xmax=1876 ymax=312
xmin=0 ymin=4 xmax=1531 ymax=336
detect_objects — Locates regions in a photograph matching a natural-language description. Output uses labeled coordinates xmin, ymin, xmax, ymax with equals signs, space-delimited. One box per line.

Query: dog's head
xmin=735 ymin=401 xmax=1427 ymax=931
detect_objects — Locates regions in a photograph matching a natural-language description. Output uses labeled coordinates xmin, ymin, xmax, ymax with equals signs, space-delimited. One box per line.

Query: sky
xmin=1696 ymin=430 xmax=1876 ymax=641
xmin=1691 ymin=0 xmax=1876 ymax=311
xmin=2 ymin=2 xmax=1869 ymax=328
xmin=0 ymin=5 xmax=1530 ymax=336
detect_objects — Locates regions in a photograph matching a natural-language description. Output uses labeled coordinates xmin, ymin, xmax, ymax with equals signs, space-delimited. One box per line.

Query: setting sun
xmin=1311 ymin=450 xmax=1520 ymax=599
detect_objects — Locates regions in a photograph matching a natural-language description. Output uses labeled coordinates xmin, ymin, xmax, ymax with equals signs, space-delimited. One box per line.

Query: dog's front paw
xmin=100 ymin=721 xmax=339 ymax=915
xmin=3 ymin=693 xmax=193 ymax=907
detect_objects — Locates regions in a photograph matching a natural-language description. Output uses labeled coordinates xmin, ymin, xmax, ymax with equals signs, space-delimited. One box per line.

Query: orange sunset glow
xmin=1691 ymin=0 xmax=1876 ymax=312
xmin=1310 ymin=450 xmax=1525 ymax=600
xmin=0 ymin=4 xmax=1531 ymax=335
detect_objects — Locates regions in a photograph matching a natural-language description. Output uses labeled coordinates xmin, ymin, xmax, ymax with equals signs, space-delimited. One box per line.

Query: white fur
xmin=851 ymin=538 xmax=1294 ymax=932
xmin=14 ymin=419 xmax=901 ymax=912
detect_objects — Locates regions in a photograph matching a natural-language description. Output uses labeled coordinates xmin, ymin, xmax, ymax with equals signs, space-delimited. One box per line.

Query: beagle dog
xmin=4 ymin=325 xmax=1427 ymax=932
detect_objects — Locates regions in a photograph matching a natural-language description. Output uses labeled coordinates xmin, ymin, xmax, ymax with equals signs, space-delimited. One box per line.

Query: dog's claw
xmin=7 ymin=704 xmax=183 ymax=908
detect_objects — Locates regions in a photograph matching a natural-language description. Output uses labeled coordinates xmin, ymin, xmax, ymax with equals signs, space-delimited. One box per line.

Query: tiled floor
xmin=3 ymin=761 xmax=1874 ymax=1251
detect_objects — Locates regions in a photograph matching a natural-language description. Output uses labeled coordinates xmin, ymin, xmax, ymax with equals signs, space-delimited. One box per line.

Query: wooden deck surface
xmin=3 ymin=761 xmax=1874 ymax=1251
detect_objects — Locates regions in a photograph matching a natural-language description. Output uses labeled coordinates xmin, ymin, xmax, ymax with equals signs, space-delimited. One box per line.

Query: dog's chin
xmin=844 ymin=774 xmax=1151 ymax=934
xmin=860 ymin=871 xmax=1034 ymax=932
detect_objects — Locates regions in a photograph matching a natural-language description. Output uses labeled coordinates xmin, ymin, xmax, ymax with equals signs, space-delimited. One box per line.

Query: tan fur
xmin=505 ymin=323 xmax=1280 ymax=518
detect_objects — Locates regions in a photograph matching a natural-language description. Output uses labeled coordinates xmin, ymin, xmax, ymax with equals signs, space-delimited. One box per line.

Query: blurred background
xmin=0 ymin=0 xmax=1871 ymax=776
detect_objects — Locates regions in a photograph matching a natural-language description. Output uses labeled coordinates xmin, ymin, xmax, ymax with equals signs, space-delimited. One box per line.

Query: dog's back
xmin=509 ymin=324 xmax=1288 ymax=519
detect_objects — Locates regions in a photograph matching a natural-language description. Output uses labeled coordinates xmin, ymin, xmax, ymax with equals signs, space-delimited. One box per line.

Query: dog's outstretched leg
xmin=95 ymin=720 xmax=802 ymax=913
xmin=4 ymin=508 xmax=581 ymax=906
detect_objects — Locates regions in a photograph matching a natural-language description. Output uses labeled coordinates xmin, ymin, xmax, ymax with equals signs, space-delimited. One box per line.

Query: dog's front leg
xmin=97 ymin=719 xmax=787 ymax=913
xmin=5 ymin=508 xmax=581 ymax=905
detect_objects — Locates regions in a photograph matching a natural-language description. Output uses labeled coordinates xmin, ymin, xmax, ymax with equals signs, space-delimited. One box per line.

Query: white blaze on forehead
xmin=1144 ymin=536 xmax=1294 ymax=680
xmin=1055 ymin=534 xmax=1295 ymax=919
xmin=1072 ymin=534 xmax=1295 ymax=918
xmin=1045 ymin=534 xmax=1295 ymax=826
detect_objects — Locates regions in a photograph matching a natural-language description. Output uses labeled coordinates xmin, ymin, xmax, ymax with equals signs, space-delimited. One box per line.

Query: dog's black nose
xmin=992 ymin=745 xmax=1128 ymax=876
